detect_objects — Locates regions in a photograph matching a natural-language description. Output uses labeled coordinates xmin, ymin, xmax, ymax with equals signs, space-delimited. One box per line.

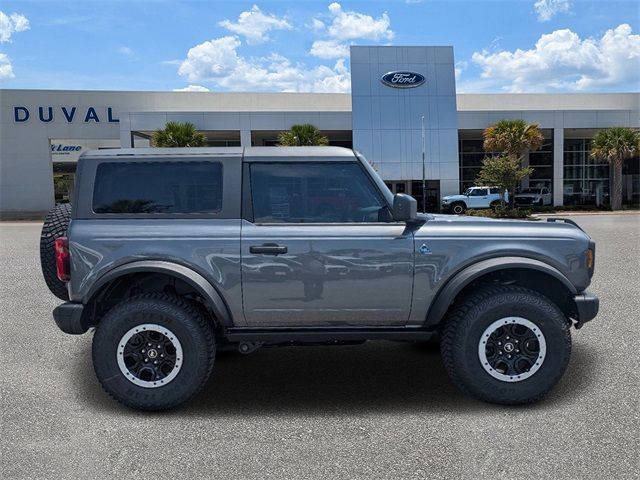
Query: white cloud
xmin=325 ymin=3 xmax=393 ymax=41
xmin=471 ymin=24 xmax=640 ymax=92
xmin=0 ymin=11 xmax=29 ymax=43
xmin=178 ymin=36 xmax=350 ymax=92
xmin=0 ymin=52 xmax=14 ymax=79
xmin=173 ymin=85 xmax=210 ymax=92
xmin=219 ymin=5 xmax=291 ymax=45
xmin=454 ymin=60 xmax=468 ymax=81
xmin=308 ymin=18 xmax=325 ymax=32
xmin=118 ymin=46 xmax=134 ymax=56
xmin=308 ymin=3 xmax=394 ymax=60
xmin=309 ymin=39 xmax=350 ymax=60
xmin=534 ymin=0 xmax=571 ymax=22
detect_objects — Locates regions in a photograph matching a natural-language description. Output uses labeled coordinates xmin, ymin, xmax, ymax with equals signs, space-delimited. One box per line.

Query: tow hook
xmin=238 ymin=342 xmax=263 ymax=354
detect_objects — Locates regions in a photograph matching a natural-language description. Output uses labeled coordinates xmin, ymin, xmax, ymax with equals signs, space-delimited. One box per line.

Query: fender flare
xmin=424 ymin=256 xmax=577 ymax=328
xmin=83 ymin=260 xmax=233 ymax=327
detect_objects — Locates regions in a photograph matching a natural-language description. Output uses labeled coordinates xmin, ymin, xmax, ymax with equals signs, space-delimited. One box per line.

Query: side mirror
xmin=392 ymin=193 xmax=417 ymax=222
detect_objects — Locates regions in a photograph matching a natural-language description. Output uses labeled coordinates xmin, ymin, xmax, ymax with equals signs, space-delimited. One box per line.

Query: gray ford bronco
xmin=41 ymin=146 xmax=599 ymax=410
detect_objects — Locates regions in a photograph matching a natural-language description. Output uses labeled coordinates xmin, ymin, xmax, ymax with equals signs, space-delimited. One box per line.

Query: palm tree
xmin=483 ymin=119 xmax=545 ymax=159
xmin=482 ymin=119 xmax=544 ymax=206
xmin=590 ymin=127 xmax=640 ymax=210
xmin=152 ymin=121 xmax=207 ymax=147
xmin=277 ymin=124 xmax=329 ymax=146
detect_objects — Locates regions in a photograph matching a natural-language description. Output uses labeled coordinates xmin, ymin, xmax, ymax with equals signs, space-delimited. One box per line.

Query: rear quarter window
xmin=92 ymin=161 xmax=223 ymax=214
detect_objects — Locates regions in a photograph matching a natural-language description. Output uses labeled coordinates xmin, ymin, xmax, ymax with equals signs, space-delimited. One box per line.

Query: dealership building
xmin=1 ymin=45 xmax=638 ymax=216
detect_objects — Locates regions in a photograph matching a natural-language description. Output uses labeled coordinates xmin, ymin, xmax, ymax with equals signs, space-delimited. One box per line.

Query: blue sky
xmin=0 ymin=0 xmax=638 ymax=93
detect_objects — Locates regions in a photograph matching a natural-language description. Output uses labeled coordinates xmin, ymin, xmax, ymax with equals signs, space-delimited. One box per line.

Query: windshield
xmin=519 ymin=188 xmax=539 ymax=194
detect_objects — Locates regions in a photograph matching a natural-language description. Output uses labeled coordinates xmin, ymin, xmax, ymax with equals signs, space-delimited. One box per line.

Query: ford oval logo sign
xmin=381 ymin=71 xmax=425 ymax=88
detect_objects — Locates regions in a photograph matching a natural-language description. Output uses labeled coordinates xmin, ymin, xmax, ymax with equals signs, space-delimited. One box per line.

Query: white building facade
xmin=1 ymin=46 xmax=638 ymax=215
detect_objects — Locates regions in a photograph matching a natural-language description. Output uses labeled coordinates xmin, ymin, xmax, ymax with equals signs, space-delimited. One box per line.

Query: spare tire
xmin=40 ymin=203 xmax=72 ymax=300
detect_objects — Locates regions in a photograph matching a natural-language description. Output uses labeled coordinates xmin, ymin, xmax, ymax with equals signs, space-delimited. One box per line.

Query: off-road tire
xmin=450 ymin=202 xmax=466 ymax=215
xmin=40 ymin=203 xmax=72 ymax=300
xmin=490 ymin=200 xmax=501 ymax=210
xmin=92 ymin=293 xmax=216 ymax=411
xmin=441 ymin=285 xmax=571 ymax=405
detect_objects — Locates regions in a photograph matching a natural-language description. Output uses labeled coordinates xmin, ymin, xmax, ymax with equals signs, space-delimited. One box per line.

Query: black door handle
xmin=250 ymin=243 xmax=288 ymax=255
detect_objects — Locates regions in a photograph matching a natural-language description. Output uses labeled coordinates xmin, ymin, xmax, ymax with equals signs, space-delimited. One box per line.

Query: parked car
xmin=515 ymin=187 xmax=552 ymax=206
xmin=441 ymin=186 xmax=506 ymax=214
xmin=41 ymin=147 xmax=598 ymax=410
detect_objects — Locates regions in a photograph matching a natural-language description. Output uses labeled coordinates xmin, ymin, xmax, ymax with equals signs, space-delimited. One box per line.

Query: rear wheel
xmin=40 ymin=203 xmax=71 ymax=300
xmin=490 ymin=200 xmax=501 ymax=210
xmin=441 ymin=285 xmax=571 ymax=405
xmin=450 ymin=202 xmax=466 ymax=215
xmin=92 ymin=293 xmax=215 ymax=410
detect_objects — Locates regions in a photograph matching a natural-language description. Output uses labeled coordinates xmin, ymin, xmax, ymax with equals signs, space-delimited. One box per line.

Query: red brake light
xmin=54 ymin=237 xmax=70 ymax=282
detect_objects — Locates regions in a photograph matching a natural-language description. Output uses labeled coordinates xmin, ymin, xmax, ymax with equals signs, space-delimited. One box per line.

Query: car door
xmin=240 ymin=161 xmax=414 ymax=327
xmin=467 ymin=188 xmax=488 ymax=208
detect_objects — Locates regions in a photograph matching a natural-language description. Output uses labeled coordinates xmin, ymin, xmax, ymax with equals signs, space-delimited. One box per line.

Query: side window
xmin=542 ymin=188 xmax=549 ymax=194
xmin=250 ymin=162 xmax=388 ymax=223
xmin=93 ymin=161 xmax=223 ymax=214
xmin=489 ymin=188 xmax=500 ymax=195
xmin=469 ymin=188 xmax=486 ymax=196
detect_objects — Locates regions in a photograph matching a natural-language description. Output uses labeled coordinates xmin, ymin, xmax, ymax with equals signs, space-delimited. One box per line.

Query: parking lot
xmin=1 ymin=214 xmax=638 ymax=479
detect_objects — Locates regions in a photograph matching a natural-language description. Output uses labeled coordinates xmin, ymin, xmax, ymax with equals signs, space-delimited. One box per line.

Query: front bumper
xmin=53 ymin=302 xmax=89 ymax=335
xmin=573 ymin=291 xmax=599 ymax=329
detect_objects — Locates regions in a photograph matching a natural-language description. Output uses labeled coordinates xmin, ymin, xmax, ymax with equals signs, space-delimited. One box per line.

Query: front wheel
xmin=450 ymin=202 xmax=466 ymax=215
xmin=92 ymin=293 xmax=215 ymax=410
xmin=440 ymin=285 xmax=571 ymax=405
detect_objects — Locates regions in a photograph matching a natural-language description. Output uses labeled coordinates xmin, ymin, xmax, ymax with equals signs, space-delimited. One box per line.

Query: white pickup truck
xmin=441 ymin=186 xmax=507 ymax=214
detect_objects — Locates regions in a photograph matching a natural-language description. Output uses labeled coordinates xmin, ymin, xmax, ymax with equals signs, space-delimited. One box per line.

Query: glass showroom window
xmin=563 ymin=139 xmax=610 ymax=206
xmin=528 ymin=134 xmax=554 ymax=191
xmin=459 ymin=139 xmax=488 ymax=193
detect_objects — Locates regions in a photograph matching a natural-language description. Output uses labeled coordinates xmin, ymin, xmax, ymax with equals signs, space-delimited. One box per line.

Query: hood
xmin=417 ymin=213 xmax=591 ymax=241
xmin=442 ymin=194 xmax=465 ymax=201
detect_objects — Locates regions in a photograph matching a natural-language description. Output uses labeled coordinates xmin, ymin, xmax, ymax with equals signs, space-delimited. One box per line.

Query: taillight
xmin=54 ymin=237 xmax=70 ymax=282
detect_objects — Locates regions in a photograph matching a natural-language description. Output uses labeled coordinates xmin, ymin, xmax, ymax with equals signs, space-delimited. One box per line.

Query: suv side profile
xmin=42 ymin=147 xmax=599 ymax=411
xmin=441 ymin=186 xmax=506 ymax=214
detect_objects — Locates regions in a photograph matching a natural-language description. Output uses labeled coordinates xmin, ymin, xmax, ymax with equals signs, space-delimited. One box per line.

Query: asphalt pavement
xmin=1 ymin=214 xmax=638 ymax=479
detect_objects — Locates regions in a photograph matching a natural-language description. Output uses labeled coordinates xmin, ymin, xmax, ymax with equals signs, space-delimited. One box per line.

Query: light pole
xmin=421 ymin=115 xmax=426 ymax=213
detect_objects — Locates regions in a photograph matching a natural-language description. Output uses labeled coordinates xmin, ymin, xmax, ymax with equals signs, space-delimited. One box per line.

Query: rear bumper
xmin=573 ymin=291 xmax=599 ymax=329
xmin=53 ymin=302 xmax=89 ymax=335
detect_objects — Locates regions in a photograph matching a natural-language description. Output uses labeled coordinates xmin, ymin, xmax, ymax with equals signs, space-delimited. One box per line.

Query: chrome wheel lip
xmin=478 ymin=317 xmax=547 ymax=383
xmin=117 ymin=323 xmax=183 ymax=389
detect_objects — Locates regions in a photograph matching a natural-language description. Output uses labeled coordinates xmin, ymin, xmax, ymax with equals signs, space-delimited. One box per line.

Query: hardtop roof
xmin=81 ymin=146 xmax=357 ymax=161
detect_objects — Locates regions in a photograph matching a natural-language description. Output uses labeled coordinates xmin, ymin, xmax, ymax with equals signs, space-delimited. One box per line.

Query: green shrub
xmin=466 ymin=207 xmax=532 ymax=219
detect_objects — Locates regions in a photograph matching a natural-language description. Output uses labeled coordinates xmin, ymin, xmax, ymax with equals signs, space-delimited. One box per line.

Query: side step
xmin=224 ymin=326 xmax=435 ymax=343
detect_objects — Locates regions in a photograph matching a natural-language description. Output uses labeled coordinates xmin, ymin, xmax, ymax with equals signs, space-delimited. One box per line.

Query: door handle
xmin=249 ymin=243 xmax=288 ymax=255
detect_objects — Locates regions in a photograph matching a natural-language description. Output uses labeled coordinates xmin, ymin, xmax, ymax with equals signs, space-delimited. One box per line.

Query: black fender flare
xmin=424 ymin=256 xmax=577 ymax=328
xmin=83 ymin=260 xmax=233 ymax=327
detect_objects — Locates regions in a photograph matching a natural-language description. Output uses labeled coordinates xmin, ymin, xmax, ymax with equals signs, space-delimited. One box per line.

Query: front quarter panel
xmin=408 ymin=216 xmax=592 ymax=325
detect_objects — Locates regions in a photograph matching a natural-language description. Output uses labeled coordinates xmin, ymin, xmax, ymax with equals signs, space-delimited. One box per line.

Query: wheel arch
xmin=424 ymin=257 xmax=578 ymax=329
xmin=82 ymin=260 xmax=234 ymax=328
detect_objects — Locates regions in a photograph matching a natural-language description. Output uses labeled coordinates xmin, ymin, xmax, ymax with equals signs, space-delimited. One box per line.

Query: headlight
xmin=442 ymin=198 xmax=449 ymax=203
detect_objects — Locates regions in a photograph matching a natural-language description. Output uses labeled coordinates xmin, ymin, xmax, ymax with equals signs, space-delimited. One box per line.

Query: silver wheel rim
xmin=478 ymin=317 xmax=547 ymax=383
xmin=117 ymin=323 xmax=183 ymax=389
xmin=453 ymin=205 xmax=463 ymax=214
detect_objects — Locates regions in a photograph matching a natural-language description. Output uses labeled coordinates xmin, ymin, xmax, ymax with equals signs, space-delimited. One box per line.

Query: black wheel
xmin=40 ymin=203 xmax=72 ymax=300
xmin=92 ymin=293 xmax=215 ymax=411
xmin=441 ymin=285 xmax=571 ymax=405
xmin=490 ymin=200 xmax=501 ymax=210
xmin=450 ymin=202 xmax=466 ymax=215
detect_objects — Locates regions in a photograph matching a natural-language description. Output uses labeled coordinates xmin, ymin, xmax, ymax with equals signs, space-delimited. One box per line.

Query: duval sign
xmin=13 ymin=106 xmax=119 ymax=123
xmin=381 ymin=71 xmax=425 ymax=88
